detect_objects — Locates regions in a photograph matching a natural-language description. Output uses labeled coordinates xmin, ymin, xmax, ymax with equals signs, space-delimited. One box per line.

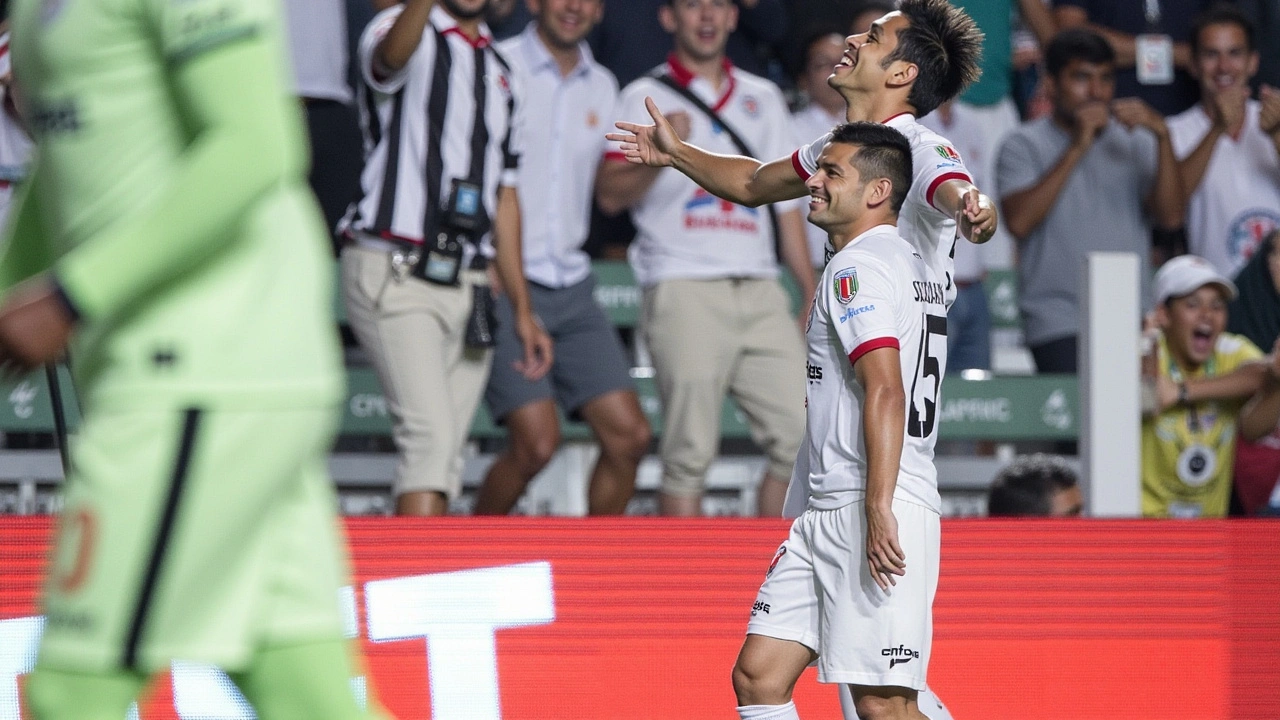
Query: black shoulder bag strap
xmin=651 ymin=72 xmax=783 ymax=262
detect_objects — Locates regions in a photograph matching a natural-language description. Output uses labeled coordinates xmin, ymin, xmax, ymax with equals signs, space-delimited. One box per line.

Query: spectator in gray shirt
xmin=997 ymin=29 xmax=1184 ymax=373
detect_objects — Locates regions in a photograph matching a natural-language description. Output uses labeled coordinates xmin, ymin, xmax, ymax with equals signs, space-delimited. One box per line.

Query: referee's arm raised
xmin=375 ymin=0 xmax=435 ymax=75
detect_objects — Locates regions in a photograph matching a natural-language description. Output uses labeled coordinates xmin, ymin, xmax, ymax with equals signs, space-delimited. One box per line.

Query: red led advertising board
xmin=0 ymin=518 xmax=1277 ymax=719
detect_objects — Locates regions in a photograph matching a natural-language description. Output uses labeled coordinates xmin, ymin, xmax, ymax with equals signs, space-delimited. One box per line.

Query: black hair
xmin=827 ymin=122 xmax=914 ymax=214
xmin=1190 ymin=2 xmax=1256 ymax=55
xmin=1044 ymin=28 xmax=1116 ymax=77
xmin=987 ymin=455 xmax=1079 ymax=517
xmin=884 ymin=0 xmax=984 ymax=116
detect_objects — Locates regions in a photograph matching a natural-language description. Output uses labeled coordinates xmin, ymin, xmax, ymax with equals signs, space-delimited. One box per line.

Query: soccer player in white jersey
xmin=608 ymin=0 xmax=995 ymax=300
xmin=731 ymin=122 xmax=947 ymax=720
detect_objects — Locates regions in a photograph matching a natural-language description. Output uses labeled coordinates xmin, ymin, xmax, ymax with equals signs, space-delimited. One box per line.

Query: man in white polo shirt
xmin=1169 ymin=4 xmax=1280 ymax=278
xmin=473 ymin=0 xmax=652 ymax=515
xmin=596 ymin=0 xmax=815 ymax=517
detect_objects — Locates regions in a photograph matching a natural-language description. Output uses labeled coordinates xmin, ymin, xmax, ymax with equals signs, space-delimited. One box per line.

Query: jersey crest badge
xmin=834 ymin=268 xmax=858 ymax=305
xmin=935 ymin=145 xmax=961 ymax=162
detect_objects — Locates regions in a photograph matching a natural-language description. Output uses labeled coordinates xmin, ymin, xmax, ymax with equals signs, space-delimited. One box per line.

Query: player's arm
xmin=492 ymin=185 xmax=553 ymax=380
xmin=854 ymin=345 xmax=908 ymax=591
xmin=606 ymin=97 xmax=808 ymax=207
xmin=50 ymin=36 xmax=303 ymax=328
xmin=931 ymin=179 xmax=998 ymax=244
xmin=1240 ymin=342 xmax=1280 ymax=442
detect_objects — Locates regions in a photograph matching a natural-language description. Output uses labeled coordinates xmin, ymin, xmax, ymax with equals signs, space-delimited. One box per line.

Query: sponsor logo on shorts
xmin=766 ymin=545 xmax=787 ymax=577
xmin=751 ymin=600 xmax=771 ymax=616
xmin=882 ymin=645 xmax=920 ymax=668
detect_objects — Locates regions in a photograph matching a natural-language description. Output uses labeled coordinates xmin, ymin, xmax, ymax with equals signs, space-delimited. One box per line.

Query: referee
xmin=342 ymin=0 xmax=553 ymax=516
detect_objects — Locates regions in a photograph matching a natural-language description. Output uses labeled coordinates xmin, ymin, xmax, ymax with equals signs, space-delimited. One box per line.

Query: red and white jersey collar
xmin=664 ymin=53 xmax=736 ymax=113
xmin=431 ymin=5 xmax=493 ymax=49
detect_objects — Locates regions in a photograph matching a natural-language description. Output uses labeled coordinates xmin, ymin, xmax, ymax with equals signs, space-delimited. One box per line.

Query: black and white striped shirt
xmin=345 ymin=5 xmax=521 ymax=258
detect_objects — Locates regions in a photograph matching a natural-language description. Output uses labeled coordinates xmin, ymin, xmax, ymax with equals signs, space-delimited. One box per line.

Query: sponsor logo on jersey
xmin=882 ymin=645 xmax=920 ymax=668
xmin=834 ymin=267 xmax=858 ymax=304
xmin=751 ymin=600 xmax=771 ymax=616
xmin=838 ymin=303 xmax=876 ymax=323
xmin=934 ymin=145 xmax=961 ymax=162
xmin=912 ymin=281 xmax=945 ymax=305
xmin=741 ymin=95 xmax=760 ymax=118
xmin=1227 ymin=208 xmax=1280 ymax=268
xmin=586 ymin=110 xmax=599 ymax=129
xmin=683 ymin=188 xmax=759 ymax=233
xmin=766 ymin=545 xmax=787 ymax=577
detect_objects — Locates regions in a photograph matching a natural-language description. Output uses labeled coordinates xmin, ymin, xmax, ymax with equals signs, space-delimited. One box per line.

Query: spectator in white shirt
xmin=473 ymin=0 xmax=652 ymax=516
xmin=1169 ymin=3 xmax=1280 ymax=278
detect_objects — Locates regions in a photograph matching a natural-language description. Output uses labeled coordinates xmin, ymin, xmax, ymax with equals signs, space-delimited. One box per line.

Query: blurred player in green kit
xmin=0 ymin=0 xmax=388 ymax=717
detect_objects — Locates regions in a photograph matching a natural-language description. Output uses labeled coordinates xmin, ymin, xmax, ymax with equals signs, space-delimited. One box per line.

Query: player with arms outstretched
xmin=0 ymin=0 xmax=384 ymax=718
xmin=732 ymin=122 xmax=948 ymax=720
xmin=608 ymin=0 xmax=994 ymax=298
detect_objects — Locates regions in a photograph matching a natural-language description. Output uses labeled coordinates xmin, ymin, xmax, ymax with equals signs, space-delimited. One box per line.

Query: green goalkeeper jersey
xmin=2 ymin=0 xmax=342 ymax=412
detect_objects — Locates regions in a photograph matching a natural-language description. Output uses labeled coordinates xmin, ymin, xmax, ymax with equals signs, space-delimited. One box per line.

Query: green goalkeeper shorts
xmin=38 ymin=404 xmax=350 ymax=674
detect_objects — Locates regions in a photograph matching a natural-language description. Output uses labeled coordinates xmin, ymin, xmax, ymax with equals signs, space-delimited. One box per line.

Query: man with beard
xmin=342 ymin=0 xmax=553 ymax=516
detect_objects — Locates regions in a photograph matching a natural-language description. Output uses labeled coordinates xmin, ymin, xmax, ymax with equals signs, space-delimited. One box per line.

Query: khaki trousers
xmin=341 ymin=246 xmax=492 ymax=498
xmin=641 ymin=278 xmax=806 ymax=495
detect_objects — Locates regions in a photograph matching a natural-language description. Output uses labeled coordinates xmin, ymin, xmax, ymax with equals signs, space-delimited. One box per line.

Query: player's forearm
xmin=1148 ymin=132 xmax=1186 ymax=230
xmin=777 ymin=208 xmax=816 ymax=307
xmin=56 ymin=40 xmax=304 ymax=322
xmin=669 ymin=145 xmax=803 ymax=208
xmin=0 ymin=167 xmax=55 ymax=296
xmin=595 ymin=160 xmax=662 ymax=215
xmin=862 ymin=382 xmax=906 ymax=509
xmin=493 ymin=187 xmax=534 ymax=320
xmin=377 ymin=0 xmax=434 ymax=73
xmin=1001 ymin=145 xmax=1088 ymax=240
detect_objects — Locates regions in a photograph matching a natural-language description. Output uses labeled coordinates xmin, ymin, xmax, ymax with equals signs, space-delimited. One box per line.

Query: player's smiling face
xmin=533 ymin=0 xmax=603 ymax=49
xmin=805 ymin=142 xmax=866 ymax=230
xmin=661 ymin=0 xmax=738 ymax=64
xmin=1191 ymin=23 xmax=1258 ymax=97
xmin=828 ymin=13 xmax=910 ymax=96
xmin=1160 ymin=285 xmax=1230 ymax=369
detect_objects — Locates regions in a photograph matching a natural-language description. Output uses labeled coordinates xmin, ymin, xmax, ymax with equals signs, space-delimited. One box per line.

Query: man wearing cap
xmin=1142 ymin=255 xmax=1280 ymax=518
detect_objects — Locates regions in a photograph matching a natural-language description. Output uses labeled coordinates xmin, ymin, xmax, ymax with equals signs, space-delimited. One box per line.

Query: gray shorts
xmin=485 ymin=274 xmax=635 ymax=421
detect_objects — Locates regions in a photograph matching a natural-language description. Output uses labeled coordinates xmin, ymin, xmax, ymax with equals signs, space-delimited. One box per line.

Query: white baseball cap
xmin=1153 ymin=255 xmax=1237 ymax=305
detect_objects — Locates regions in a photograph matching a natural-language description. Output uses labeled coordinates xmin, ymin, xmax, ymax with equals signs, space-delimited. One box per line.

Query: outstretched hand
xmin=605 ymin=97 xmax=691 ymax=168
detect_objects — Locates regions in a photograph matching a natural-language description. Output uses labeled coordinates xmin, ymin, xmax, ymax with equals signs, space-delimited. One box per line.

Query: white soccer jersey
xmin=607 ymin=57 xmax=795 ymax=285
xmin=793 ymin=114 xmax=972 ymax=305
xmin=802 ymin=224 xmax=946 ymax=513
xmin=1168 ymin=101 xmax=1280 ymax=277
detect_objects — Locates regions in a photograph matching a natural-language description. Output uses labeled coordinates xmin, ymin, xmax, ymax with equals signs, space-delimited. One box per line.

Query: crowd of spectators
xmin=274 ymin=0 xmax=1280 ymax=518
xmin=8 ymin=0 xmax=1269 ymax=517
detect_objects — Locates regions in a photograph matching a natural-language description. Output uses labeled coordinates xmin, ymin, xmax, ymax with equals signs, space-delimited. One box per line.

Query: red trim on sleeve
xmin=848 ymin=337 xmax=900 ymax=366
xmin=604 ymin=151 xmax=629 ymax=162
xmin=791 ymin=150 xmax=811 ymax=181
xmin=925 ymin=171 xmax=972 ymax=211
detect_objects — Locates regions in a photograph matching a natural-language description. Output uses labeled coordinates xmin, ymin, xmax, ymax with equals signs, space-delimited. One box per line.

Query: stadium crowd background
xmin=5 ymin=0 xmax=1280 ymax=519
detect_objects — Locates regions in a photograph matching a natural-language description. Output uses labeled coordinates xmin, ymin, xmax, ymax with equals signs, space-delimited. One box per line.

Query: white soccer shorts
xmin=745 ymin=498 xmax=940 ymax=690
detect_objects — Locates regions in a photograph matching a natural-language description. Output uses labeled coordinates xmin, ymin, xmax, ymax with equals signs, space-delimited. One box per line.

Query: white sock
xmin=737 ymin=701 xmax=800 ymax=720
